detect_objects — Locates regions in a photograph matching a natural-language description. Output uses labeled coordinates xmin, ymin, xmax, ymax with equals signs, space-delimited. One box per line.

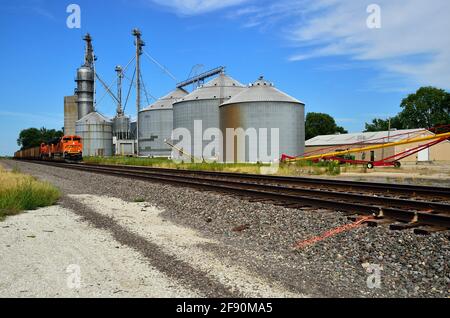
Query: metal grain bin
xmin=139 ymin=88 xmax=187 ymax=157
xmin=75 ymin=66 xmax=95 ymax=119
xmin=129 ymin=120 xmax=137 ymax=140
xmin=75 ymin=111 xmax=113 ymax=157
xmin=112 ymin=115 xmax=131 ymax=140
xmin=173 ymin=73 xmax=245 ymax=160
xmin=220 ymin=77 xmax=305 ymax=163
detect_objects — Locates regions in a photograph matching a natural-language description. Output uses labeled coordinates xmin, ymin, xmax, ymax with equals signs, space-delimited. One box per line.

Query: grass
xmin=83 ymin=156 xmax=268 ymax=174
xmin=0 ymin=166 xmax=60 ymax=221
xmin=83 ymin=156 xmax=345 ymax=176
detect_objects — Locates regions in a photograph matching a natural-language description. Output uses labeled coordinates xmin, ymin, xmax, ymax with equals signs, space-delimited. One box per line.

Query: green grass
xmin=83 ymin=156 xmax=268 ymax=174
xmin=0 ymin=166 xmax=60 ymax=221
xmin=83 ymin=156 xmax=171 ymax=167
xmin=276 ymin=160 xmax=342 ymax=176
xmin=83 ymin=156 xmax=345 ymax=176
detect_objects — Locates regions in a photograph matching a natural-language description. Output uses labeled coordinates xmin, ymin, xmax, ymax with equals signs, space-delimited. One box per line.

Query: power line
xmin=142 ymin=49 xmax=178 ymax=82
xmin=123 ymin=67 xmax=136 ymax=113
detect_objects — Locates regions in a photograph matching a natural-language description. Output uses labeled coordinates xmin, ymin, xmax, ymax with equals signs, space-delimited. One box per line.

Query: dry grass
xmin=0 ymin=165 xmax=60 ymax=221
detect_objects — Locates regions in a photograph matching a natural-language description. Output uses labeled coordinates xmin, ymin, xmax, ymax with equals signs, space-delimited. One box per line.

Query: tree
xmin=17 ymin=128 xmax=42 ymax=150
xmin=364 ymin=116 xmax=403 ymax=132
xmin=305 ymin=112 xmax=348 ymax=140
xmin=364 ymin=87 xmax=450 ymax=131
xmin=17 ymin=127 xmax=64 ymax=150
xmin=398 ymin=87 xmax=450 ymax=129
xmin=39 ymin=127 xmax=64 ymax=142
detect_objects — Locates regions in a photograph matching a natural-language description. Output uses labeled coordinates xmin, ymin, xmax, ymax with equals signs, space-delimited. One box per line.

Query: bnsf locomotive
xmin=14 ymin=135 xmax=83 ymax=163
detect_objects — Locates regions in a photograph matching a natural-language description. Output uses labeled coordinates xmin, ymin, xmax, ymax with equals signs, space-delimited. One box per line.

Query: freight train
xmin=14 ymin=135 xmax=83 ymax=163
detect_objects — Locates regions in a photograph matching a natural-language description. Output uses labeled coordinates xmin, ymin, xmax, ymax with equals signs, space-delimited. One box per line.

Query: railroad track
xmin=81 ymin=163 xmax=450 ymax=199
xmin=19 ymin=160 xmax=450 ymax=234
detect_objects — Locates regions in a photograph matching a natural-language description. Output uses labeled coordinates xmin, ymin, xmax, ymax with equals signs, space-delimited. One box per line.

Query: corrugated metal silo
xmin=75 ymin=111 xmax=113 ymax=157
xmin=130 ymin=120 xmax=137 ymax=140
xmin=173 ymin=73 xmax=245 ymax=160
xmin=113 ymin=115 xmax=131 ymax=140
xmin=75 ymin=66 xmax=95 ymax=119
xmin=139 ymin=88 xmax=188 ymax=157
xmin=220 ymin=77 xmax=305 ymax=163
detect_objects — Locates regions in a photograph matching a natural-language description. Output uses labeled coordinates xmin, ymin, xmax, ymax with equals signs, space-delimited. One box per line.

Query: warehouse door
xmin=418 ymin=148 xmax=429 ymax=162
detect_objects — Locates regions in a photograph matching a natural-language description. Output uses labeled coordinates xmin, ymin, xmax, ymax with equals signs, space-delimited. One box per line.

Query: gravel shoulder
xmin=0 ymin=204 xmax=196 ymax=297
xmin=1 ymin=160 xmax=449 ymax=298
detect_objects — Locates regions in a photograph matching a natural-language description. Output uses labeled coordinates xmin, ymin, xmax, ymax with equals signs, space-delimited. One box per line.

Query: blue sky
xmin=1 ymin=0 xmax=449 ymax=155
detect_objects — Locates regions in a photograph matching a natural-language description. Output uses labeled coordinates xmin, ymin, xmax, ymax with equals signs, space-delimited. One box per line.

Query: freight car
xmin=14 ymin=135 xmax=83 ymax=163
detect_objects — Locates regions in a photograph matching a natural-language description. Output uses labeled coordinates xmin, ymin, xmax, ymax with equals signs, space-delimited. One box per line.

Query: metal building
xmin=220 ymin=77 xmax=305 ymax=163
xmin=172 ymin=73 xmax=245 ymax=160
xmin=64 ymin=95 xmax=78 ymax=135
xmin=75 ymin=111 xmax=113 ymax=157
xmin=305 ymin=129 xmax=450 ymax=164
xmin=139 ymin=88 xmax=188 ymax=157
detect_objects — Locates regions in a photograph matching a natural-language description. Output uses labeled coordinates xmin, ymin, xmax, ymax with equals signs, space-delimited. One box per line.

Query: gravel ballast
xmin=1 ymin=160 xmax=448 ymax=298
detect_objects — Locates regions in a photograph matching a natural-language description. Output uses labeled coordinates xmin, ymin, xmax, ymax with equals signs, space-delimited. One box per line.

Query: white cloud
xmin=234 ymin=0 xmax=450 ymax=90
xmin=150 ymin=0 xmax=252 ymax=15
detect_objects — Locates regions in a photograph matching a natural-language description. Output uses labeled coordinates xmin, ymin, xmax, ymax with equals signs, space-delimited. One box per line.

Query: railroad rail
xmin=18 ymin=160 xmax=450 ymax=234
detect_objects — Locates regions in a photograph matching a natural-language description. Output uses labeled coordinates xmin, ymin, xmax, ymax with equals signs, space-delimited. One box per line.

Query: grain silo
xmin=220 ymin=76 xmax=305 ymax=163
xmin=75 ymin=34 xmax=95 ymax=120
xmin=75 ymin=112 xmax=113 ymax=157
xmin=139 ymin=88 xmax=188 ymax=157
xmin=172 ymin=73 xmax=245 ymax=160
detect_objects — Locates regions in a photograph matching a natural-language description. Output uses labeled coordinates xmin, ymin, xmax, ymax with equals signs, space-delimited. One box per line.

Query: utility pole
xmin=133 ymin=28 xmax=145 ymax=156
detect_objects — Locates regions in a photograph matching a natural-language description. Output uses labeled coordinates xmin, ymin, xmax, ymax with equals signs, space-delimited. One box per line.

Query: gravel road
xmin=0 ymin=205 xmax=197 ymax=297
xmin=1 ymin=160 xmax=448 ymax=298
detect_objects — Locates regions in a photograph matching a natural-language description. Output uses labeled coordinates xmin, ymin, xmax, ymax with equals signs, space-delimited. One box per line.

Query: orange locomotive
xmin=14 ymin=135 xmax=83 ymax=163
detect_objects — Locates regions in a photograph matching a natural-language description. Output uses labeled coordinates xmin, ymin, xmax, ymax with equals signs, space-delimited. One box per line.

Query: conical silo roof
xmin=221 ymin=76 xmax=304 ymax=106
xmin=141 ymin=88 xmax=188 ymax=111
xmin=177 ymin=73 xmax=245 ymax=102
xmin=76 ymin=111 xmax=112 ymax=124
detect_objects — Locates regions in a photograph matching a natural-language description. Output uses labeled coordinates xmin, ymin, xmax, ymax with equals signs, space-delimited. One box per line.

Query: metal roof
xmin=76 ymin=111 xmax=112 ymax=124
xmin=220 ymin=77 xmax=304 ymax=106
xmin=176 ymin=73 xmax=245 ymax=102
xmin=141 ymin=88 xmax=188 ymax=111
xmin=305 ymin=129 xmax=428 ymax=146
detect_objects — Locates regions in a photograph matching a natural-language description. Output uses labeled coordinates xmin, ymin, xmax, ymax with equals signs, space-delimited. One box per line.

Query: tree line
xmin=364 ymin=87 xmax=449 ymax=132
xmin=17 ymin=127 xmax=64 ymax=150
